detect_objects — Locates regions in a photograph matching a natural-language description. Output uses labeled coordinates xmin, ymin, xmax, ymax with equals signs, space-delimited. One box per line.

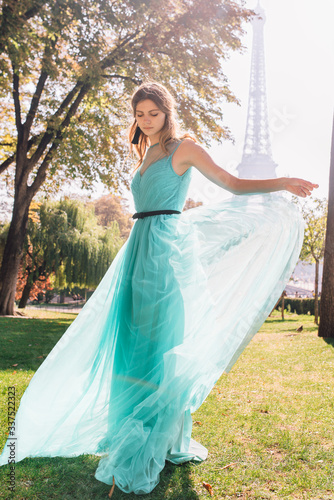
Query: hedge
xmin=275 ymin=298 xmax=319 ymax=316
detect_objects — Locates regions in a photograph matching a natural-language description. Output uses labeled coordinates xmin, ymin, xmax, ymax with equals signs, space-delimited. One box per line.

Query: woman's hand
xmin=282 ymin=178 xmax=319 ymax=198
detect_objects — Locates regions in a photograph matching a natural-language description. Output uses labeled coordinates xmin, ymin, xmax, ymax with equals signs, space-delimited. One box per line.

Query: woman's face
xmin=135 ymin=99 xmax=166 ymax=139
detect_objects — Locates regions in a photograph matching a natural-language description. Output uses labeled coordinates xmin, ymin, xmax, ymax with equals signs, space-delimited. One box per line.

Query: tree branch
xmin=100 ymin=29 xmax=141 ymax=70
xmin=26 ymin=81 xmax=84 ymax=171
xmin=0 ymin=2 xmax=52 ymax=58
xmin=24 ymin=37 xmax=58 ymax=137
xmin=27 ymin=82 xmax=92 ymax=198
xmin=0 ymin=133 xmax=44 ymax=175
xmin=12 ymin=64 xmax=22 ymax=137
xmin=1 ymin=78 xmax=84 ymax=178
xmin=24 ymin=71 xmax=49 ymax=135
xmin=26 ymin=30 xmax=142 ymax=174
xmin=0 ymin=155 xmax=15 ymax=175
xmin=14 ymin=27 xmax=148 ymax=184
xmin=23 ymin=1 xmax=47 ymax=21
xmin=101 ymin=74 xmax=140 ymax=85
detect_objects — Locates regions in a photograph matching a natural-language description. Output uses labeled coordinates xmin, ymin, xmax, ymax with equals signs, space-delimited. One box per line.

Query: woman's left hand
xmin=283 ymin=178 xmax=319 ymax=198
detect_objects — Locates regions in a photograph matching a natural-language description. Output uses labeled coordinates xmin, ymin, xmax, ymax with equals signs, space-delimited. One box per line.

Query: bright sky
xmin=186 ymin=0 xmax=334 ymax=207
xmin=61 ymin=0 xmax=334 ymax=213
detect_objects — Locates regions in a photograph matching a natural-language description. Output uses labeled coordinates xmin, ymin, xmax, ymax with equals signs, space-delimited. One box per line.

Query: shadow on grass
xmin=0 ymin=317 xmax=71 ymax=371
xmin=0 ymin=455 xmax=200 ymax=499
xmin=323 ymin=337 xmax=334 ymax=350
xmin=265 ymin=317 xmax=319 ymax=334
xmin=266 ymin=318 xmax=298 ymax=323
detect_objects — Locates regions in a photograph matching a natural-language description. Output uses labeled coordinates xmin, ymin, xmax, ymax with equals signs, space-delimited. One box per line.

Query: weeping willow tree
xmin=17 ymin=198 xmax=124 ymax=308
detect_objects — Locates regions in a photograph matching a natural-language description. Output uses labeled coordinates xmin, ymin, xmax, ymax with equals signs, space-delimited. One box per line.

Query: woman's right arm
xmin=174 ymin=139 xmax=318 ymax=198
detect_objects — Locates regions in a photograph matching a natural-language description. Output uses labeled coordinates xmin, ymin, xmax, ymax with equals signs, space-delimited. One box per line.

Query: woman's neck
xmin=148 ymin=133 xmax=161 ymax=146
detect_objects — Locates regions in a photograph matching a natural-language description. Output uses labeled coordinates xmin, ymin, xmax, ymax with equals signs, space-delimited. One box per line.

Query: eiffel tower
xmin=237 ymin=1 xmax=277 ymax=179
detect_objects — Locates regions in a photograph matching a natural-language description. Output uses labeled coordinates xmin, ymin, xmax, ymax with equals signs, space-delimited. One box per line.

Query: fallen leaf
xmin=8 ymin=339 xmax=14 ymax=342
xmin=203 ymin=482 xmax=213 ymax=496
xmin=108 ymin=476 xmax=115 ymax=498
xmin=37 ymin=356 xmax=44 ymax=359
xmin=12 ymin=371 xmax=17 ymax=374
xmin=194 ymin=421 xmax=202 ymax=426
xmin=12 ymin=363 xmax=18 ymax=367
xmin=221 ymin=462 xmax=237 ymax=469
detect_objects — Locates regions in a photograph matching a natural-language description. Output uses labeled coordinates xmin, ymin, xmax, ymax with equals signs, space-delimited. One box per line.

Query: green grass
xmin=0 ymin=310 xmax=333 ymax=499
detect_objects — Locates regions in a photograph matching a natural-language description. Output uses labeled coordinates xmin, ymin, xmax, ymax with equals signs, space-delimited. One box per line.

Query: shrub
xmin=275 ymin=298 xmax=319 ymax=316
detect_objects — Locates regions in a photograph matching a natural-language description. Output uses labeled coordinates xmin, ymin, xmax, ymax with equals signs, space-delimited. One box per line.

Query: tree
xmin=14 ymin=198 xmax=124 ymax=308
xmin=15 ymin=260 xmax=53 ymax=307
xmin=299 ymin=198 xmax=327 ymax=325
xmin=183 ymin=198 xmax=203 ymax=211
xmin=319 ymin=114 xmax=334 ymax=338
xmin=90 ymin=194 xmax=133 ymax=240
xmin=0 ymin=221 xmax=9 ymax=265
xmin=0 ymin=0 xmax=254 ymax=315
xmin=14 ymin=200 xmax=53 ymax=307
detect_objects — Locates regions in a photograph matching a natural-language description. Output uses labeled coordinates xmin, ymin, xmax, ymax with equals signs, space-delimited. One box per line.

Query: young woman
xmin=0 ymin=82 xmax=317 ymax=496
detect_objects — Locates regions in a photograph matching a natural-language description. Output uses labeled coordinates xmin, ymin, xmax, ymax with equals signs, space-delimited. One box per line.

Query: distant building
xmin=289 ymin=260 xmax=323 ymax=294
xmin=236 ymin=1 xmax=277 ymax=180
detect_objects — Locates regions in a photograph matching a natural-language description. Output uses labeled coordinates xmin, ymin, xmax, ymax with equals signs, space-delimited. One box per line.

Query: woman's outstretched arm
xmin=174 ymin=140 xmax=318 ymax=198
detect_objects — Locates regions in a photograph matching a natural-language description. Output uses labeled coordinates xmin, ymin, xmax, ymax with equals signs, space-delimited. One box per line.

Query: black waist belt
xmin=132 ymin=210 xmax=181 ymax=219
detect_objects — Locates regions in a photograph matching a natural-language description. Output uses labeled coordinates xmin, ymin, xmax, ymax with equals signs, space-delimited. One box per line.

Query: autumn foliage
xmin=15 ymin=255 xmax=53 ymax=303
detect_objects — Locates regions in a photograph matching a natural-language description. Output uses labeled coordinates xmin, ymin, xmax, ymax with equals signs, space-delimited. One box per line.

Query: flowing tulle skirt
xmin=0 ymin=193 xmax=304 ymax=494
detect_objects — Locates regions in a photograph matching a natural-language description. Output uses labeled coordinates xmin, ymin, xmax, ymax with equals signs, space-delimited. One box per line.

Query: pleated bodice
xmin=130 ymin=144 xmax=192 ymax=213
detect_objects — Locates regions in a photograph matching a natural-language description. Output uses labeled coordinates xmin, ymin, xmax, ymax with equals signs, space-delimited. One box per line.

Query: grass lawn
xmin=0 ymin=310 xmax=333 ymax=499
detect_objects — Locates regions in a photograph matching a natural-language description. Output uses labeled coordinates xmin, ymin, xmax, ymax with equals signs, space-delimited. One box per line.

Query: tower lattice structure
xmin=237 ymin=1 xmax=277 ymax=179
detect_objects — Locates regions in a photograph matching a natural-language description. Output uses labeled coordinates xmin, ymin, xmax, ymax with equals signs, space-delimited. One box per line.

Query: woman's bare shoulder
xmin=174 ymin=138 xmax=206 ymax=166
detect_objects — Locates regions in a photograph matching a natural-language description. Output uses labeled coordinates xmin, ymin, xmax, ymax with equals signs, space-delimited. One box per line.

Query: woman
xmin=0 ymin=82 xmax=317 ymax=496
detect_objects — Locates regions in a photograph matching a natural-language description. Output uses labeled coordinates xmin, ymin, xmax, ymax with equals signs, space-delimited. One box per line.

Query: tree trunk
xmin=18 ymin=279 xmax=33 ymax=309
xmin=319 ymin=114 xmax=334 ymax=337
xmin=314 ymin=259 xmax=319 ymax=325
xmin=0 ymin=60 xmax=91 ymax=316
xmin=281 ymin=294 xmax=285 ymax=320
xmin=0 ymin=188 xmax=31 ymax=315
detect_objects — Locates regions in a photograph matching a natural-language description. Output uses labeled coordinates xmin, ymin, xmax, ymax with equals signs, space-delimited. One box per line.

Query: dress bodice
xmin=130 ymin=141 xmax=192 ymax=213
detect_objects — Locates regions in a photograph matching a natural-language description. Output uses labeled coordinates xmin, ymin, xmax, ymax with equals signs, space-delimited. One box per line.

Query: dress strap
xmin=169 ymin=139 xmax=184 ymax=157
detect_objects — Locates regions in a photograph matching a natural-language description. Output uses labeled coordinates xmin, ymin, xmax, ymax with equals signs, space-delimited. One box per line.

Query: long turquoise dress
xmin=0 ymin=140 xmax=304 ymax=494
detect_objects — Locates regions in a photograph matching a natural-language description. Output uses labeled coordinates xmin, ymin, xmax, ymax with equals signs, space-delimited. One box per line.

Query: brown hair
xmin=128 ymin=81 xmax=196 ymax=169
